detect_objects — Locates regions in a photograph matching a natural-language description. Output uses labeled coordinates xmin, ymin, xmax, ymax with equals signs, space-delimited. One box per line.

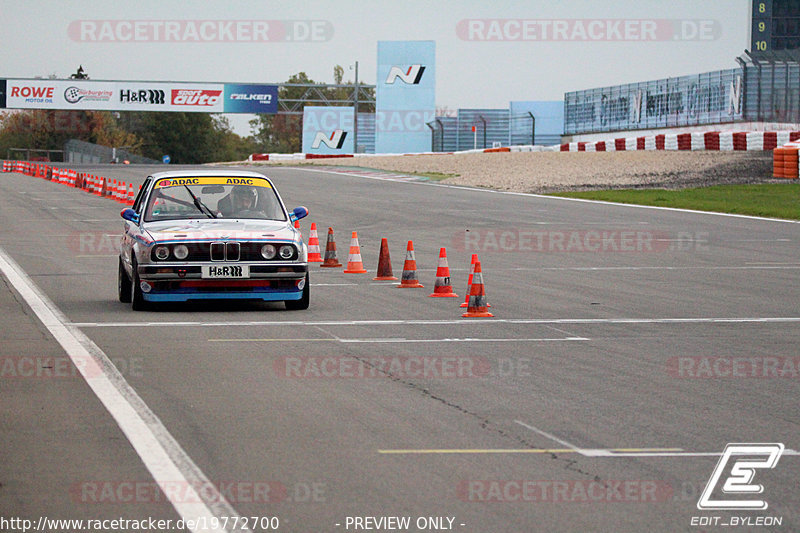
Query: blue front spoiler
xmin=143 ymin=291 xmax=302 ymax=302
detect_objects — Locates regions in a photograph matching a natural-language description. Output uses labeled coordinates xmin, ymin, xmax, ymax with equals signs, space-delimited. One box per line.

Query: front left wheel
xmin=285 ymin=273 xmax=310 ymax=310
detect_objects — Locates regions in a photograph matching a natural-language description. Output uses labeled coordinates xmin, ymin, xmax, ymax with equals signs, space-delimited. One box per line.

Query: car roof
xmin=148 ymin=169 xmax=271 ymax=180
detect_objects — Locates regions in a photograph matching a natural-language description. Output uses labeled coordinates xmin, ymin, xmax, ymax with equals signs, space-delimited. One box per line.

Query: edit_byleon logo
xmin=697 ymin=443 xmax=784 ymax=511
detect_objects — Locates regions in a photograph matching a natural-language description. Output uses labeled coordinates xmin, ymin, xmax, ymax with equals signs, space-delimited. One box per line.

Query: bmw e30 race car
xmin=118 ymin=169 xmax=309 ymax=310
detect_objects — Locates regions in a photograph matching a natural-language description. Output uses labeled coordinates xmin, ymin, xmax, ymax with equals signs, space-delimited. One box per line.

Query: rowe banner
xmin=375 ymin=40 xmax=435 ymax=154
xmin=4 ymin=79 xmax=279 ymax=113
xmin=302 ymin=106 xmax=355 ymax=155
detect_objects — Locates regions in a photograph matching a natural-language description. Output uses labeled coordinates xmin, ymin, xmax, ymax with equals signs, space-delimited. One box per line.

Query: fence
xmin=63 ymin=139 xmax=160 ymax=165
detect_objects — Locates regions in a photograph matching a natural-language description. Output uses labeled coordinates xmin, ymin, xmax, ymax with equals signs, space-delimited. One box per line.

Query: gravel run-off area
xmin=248 ymin=151 xmax=778 ymax=194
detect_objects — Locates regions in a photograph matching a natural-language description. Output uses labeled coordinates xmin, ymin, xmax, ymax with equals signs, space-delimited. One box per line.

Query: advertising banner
xmin=224 ymin=84 xmax=278 ymax=113
xmin=302 ymin=106 xmax=355 ymax=155
xmin=5 ymin=79 xmax=226 ymax=112
xmin=375 ymin=40 xmax=435 ymax=153
xmin=563 ymin=68 xmax=743 ymax=135
xmin=0 ymin=79 xmax=6 ymax=108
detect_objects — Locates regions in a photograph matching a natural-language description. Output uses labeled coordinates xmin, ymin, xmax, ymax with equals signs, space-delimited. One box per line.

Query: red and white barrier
xmin=560 ymin=131 xmax=800 ymax=152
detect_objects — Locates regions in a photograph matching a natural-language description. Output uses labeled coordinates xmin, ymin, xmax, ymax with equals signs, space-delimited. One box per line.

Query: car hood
xmin=142 ymin=219 xmax=297 ymax=243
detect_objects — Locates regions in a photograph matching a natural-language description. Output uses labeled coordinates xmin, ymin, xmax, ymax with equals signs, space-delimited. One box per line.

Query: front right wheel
xmin=130 ymin=258 xmax=149 ymax=311
xmin=118 ymin=257 xmax=132 ymax=303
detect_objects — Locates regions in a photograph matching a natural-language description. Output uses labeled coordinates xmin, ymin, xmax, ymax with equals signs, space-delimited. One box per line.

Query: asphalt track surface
xmin=1 ymin=163 xmax=799 ymax=533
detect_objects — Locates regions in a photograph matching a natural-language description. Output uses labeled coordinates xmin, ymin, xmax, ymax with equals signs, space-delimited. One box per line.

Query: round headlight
xmin=279 ymin=245 xmax=294 ymax=259
xmin=154 ymin=246 xmax=169 ymax=260
xmin=173 ymin=244 xmax=189 ymax=260
xmin=261 ymin=244 xmax=277 ymax=260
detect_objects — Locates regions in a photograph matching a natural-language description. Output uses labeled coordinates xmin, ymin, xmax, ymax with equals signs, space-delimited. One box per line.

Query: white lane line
xmin=514 ymin=420 xmax=587 ymax=455
xmin=208 ymin=337 xmax=588 ymax=343
xmin=0 ymin=247 xmax=247 ymax=533
xmin=340 ymin=337 xmax=588 ymax=343
xmin=70 ymin=317 xmax=800 ymax=328
xmin=515 ymin=420 xmax=800 ymax=458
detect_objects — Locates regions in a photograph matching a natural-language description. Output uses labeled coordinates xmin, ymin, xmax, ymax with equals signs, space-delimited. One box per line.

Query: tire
xmin=130 ymin=258 xmax=149 ymax=311
xmin=118 ymin=257 xmax=132 ymax=303
xmin=285 ymin=273 xmax=310 ymax=310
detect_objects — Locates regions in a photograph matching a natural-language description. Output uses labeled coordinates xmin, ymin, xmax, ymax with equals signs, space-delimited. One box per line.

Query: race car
xmin=118 ymin=169 xmax=309 ymax=310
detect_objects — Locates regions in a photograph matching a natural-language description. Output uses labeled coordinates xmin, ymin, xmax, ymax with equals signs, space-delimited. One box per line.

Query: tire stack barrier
xmin=773 ymin=144 xmax=799 ymax=179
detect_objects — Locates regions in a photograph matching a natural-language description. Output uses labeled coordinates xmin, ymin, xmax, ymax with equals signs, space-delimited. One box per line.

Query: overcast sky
xmin=2 ymin=0 xmax=752 ymax=134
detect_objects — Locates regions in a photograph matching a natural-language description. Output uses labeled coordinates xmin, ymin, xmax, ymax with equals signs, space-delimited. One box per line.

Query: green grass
xmin=550 ymin=183 xmax=800 ymax=220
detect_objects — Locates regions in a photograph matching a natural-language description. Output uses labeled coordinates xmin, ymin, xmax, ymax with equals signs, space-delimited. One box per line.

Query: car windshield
xmin=143 ymin=177 xmax=287 ymax=222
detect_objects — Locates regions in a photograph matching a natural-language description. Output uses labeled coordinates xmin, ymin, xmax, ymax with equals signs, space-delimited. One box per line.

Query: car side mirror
xmin=121 ymin=208 xmax=140 ymax=224
xmin=290 ymin=206 xmax=309 ymax=222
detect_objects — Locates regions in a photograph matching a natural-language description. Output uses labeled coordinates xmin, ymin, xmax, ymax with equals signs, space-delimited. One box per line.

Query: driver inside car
xmin=218 ymin=185 xmax=262 ymax=217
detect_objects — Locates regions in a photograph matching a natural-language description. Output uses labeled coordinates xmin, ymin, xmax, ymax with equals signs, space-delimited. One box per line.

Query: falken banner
xmin=302 ymin=106 xmax=355 ymax=155
xmin=4 ymin=79 xmax=279 ymax=113
xmin=375 ymin=40 xmax=435 ymax=154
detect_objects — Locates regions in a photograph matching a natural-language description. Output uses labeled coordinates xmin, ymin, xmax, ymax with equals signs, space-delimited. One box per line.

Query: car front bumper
xmin=137 ymin=263 xmax=307 ymax=302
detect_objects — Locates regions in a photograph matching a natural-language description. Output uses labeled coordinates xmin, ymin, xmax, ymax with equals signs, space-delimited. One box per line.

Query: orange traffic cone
xmin=373 ymin=238 xmax=397 ymax=280
xmin=397 ymin=241 xmax=424 ymax=288
xmin=294 ymin=219 xmax=302 ymax=239
xmin=461 ymin=254 xmax=477 ymax=307
xmin=343 ymin=231 xmax=368 ymax=273
xmin=320 ymin=227 xmax=342 ymax=268
xmin=307 ymin=223 xmax=323 ymax=262
xmin=462 ymin=261 xmax=493 ymax=317
xmin=430 ymin=248 xmax=458 ymax=297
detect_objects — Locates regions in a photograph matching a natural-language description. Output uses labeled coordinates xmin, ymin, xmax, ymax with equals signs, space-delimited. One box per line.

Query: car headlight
xmin=261 ymin=244 xmax=277 ymax=260
xmin=173 ymin=244 xmax=189 ymax=260
xmin=154 ymin=245 xmax=170 ymax=260
xmin=279 ymin=245 xmax=294 ymax=259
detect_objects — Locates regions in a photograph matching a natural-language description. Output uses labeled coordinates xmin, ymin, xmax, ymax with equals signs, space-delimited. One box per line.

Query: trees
xmin=0 ymin=109 xmax=255 ymax=163
xmin=0 ymin=109 xmax=140 ymax=160
xmin=132 ymin=112 xmax=254 ymax=164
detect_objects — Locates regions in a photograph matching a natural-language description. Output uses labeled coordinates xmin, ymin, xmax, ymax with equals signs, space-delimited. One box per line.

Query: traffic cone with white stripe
xmin=461 ymin=254 xmax=477 ymax=307
xmin=462 ymin=261 xmax=493 ymax=317
xmin=373 ymin=238 xmax=397 ymax=280
xmin=343 ymin=231 xmax=367 ymax=273
xmin=320 ymin=227 xmax=342 ymax=268
xmin=429 ymin=247 xmax=458 ymax=297
xmin=307 ymin=223 xmax=323 ymax=262
xmin=397 ymin=240 xmax=424 ymax=288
